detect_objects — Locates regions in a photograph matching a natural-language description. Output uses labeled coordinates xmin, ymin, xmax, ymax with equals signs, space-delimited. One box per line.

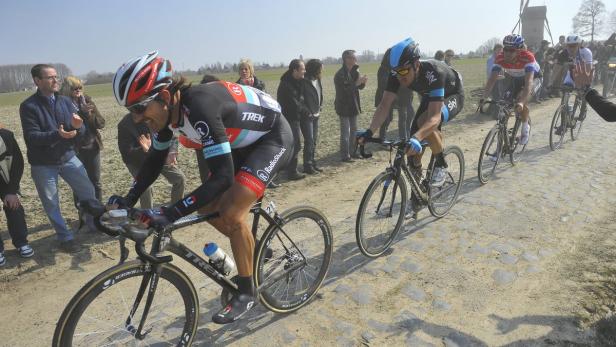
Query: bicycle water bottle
xmin=203 ymin=243 xmax=235 ymax=275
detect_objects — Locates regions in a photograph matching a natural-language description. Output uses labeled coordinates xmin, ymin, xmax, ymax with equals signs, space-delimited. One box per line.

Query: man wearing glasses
xmin=358 ymin=37 xmax=464 ymax=217
xmin=19 ymin=64 xmax=96 ymax=253
xmin=483 ymin=34 xmax=540 ymax=145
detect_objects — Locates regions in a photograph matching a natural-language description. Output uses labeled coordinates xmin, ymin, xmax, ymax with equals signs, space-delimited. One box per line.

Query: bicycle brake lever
xmin=118 ymin=237 xmax=129 ymax=265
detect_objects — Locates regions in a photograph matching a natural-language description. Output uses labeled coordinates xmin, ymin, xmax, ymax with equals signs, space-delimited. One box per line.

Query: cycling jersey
xmin=126 ymin=81 xmax=292 ymax=218
xmin=386 ymin=60 xmax=464 ymax=136
xmin=563 ymin=47 xmax=593 ymax=85
xmin=491 ymin=50 xmax=541 ymax=78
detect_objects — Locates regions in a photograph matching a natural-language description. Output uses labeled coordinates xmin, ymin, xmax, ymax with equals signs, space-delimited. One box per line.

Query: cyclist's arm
xmin=413 ymin=100 xmax=443 ymax=141
xmin=368 ymin=90 xmax=396 ymax=134
xmin=124 ymin=128 xmax=173 ymax=206
xmin=518 ymin=71 xmax=534 ymax=105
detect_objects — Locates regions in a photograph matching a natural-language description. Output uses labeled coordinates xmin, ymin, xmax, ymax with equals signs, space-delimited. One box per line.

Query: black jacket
xmin=236 ymin=76 xmax=266 ymax=91
xmin=0 ymin=128 xmax=24 ymax=199
xmin=118 ymin=113 xmax=178 ymax=168
xmin=19 ymin=90 xmax=85 ymax=165
xmin=276 ymin=71 xmax=311 ymax=122
xmin=334 ymin=64 xmax=365 ymax=117
xmin=585 ymin=89 xmax=616 ymax=122
xmin=304 ymin=78 xmax=323 ymax=115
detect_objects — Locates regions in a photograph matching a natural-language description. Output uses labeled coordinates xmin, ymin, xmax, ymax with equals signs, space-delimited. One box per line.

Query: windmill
xmin=511 ymin=0 xmax=555 ymax=50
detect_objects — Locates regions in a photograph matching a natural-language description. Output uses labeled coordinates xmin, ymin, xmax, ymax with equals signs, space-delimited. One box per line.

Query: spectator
xmin=550 ymin=35 xmax=568 ymax=97
xmin=20 ymin=64 xmax=96 ymax=253
xmin=334 ymin=49 xmax=367 ymax=162
xmin=277 ymin=59 xmax=309 ymax=180
xmin=118 ymin=112 xmax=186 ymax=208
xmin=486 ymin=43 xmax=503 ymax=79
xmin=0 ymin=126 xmax=33 ymax=266
xmin=534 ymin=40 xmax=550 ymax=100
xmin=434 ymin=50 xmax=445 ymax=61
xmin=444 ymin=49 xmax=455 ymax=66
xmin=572 ymin=63 xmax=616 ymax=121
xmin=376 ymin=50 xmax=395 ymax=139
xmin=59 ymin=77 xmax=105 ymax=206
xmin=302 ymin=59 xmax=324 ymax=174
xmin=236 ymin=58 xmax=265 ymax=91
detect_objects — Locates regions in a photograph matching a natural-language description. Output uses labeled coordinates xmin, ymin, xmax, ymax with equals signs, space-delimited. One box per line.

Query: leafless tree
xmin=572 ymin=0 xmax=606 ymax=43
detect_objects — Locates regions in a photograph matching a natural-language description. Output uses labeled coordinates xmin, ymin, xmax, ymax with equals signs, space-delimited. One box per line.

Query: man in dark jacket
xmin=0 ymin=127 xmax=33 ymax=266
xmin=334 ymin=50 xmax=367 ymax=161
xmin=118 ymin=112 xmax=186 ymax=208
xmin=276 ymin=59 xmax=309 ymax=180
xmin=19 ymin=64 xmax=96 ymax=253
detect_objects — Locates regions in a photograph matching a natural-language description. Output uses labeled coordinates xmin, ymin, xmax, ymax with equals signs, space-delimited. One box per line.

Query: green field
xmin=0 ymin=58 xmax=487 ymax=230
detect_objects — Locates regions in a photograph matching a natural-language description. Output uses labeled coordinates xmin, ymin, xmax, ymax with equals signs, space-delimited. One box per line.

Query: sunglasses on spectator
xmin=391 ymin=66 xmax=412 ymax=77
xmin=72 ymin=86 xmax=83 ymax=91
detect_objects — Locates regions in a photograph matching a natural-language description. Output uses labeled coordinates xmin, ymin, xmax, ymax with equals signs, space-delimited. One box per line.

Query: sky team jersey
xmin=385 ymin=60 xmax=461 ymax=102
xmin=491 ymin=50 xmax=540 ymax=78
xmin=154 ymin=81 xmax=282 ymax=159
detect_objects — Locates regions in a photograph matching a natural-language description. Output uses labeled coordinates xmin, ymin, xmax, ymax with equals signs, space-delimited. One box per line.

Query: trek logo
xmin=425 ymin=71 xmax=436 ymax=85
xmin=182 ymin=195 xmax=196 ymax=208
xmin=256 ymin=147 xmax=286 ymax=181
xmin=447 ymin=98 xmax=457 ymax=111
xmin=242 ymin=112 xmax=264 ymax=123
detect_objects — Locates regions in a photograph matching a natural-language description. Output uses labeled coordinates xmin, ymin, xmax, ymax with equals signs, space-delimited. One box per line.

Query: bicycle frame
xmin=87 ymin=198 xmax=307 ymax=340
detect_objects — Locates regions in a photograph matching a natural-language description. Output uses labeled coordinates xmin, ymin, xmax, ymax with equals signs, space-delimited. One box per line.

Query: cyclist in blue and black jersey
xmin=108 ymin=51 xmax=293 ymax=324
xmin=358 ymin=37 xmax=464 ymax=216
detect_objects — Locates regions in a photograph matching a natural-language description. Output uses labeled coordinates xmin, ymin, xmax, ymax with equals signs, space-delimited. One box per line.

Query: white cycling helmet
xmin=565 ymin=35 xmax=582 ymax=45
xmin=113 ymin=51 xmax=173 ymax=108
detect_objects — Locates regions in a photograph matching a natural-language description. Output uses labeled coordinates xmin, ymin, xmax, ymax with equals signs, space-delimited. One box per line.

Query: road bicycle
xmin=53 ymin=198 xmax=332 ymax=346
xmin=355 ymin=138 xmax=464 ymax=258
xmin=548 ymin=85 xmax=587 ymax=150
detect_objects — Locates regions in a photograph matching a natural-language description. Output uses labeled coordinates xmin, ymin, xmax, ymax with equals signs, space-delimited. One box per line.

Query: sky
xmin=1 ymin=0 xmax=614 ymax=75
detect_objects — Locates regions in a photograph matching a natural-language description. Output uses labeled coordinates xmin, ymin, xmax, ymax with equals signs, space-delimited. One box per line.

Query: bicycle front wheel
xmin=549 ymin=105 xmax=566 ymax=151
xmin=510 ymin=117 xmax=531 ymax=163
xmin=428 ymin=145 xmax=464 ymax=218
xmin=53 ymin=261 xmax=199 ymax=347
xmin=477 ymin=127 xmax=502 ymax=184
xmin=355 ymin=170 xmax=407 ymax=258
xmin=255 ymin=206 xmax=333 ymax=313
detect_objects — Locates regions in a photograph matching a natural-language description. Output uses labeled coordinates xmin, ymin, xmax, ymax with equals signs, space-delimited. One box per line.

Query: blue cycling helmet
xmin=389 ymin=37 xmax=421 ymax=69
xmin=503 ymin=34 xmax=525 ymax=49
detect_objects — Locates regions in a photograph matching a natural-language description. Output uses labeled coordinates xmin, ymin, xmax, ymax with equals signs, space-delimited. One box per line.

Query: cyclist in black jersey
xmin=108 ymin=51 xmax=293 ymax=324
xmin=358 ymin=37 xmax=464 ymax=214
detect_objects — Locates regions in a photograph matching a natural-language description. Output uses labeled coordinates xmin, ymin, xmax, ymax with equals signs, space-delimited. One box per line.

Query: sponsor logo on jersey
xmin=194 ymin=121 xmax=210 ymax=138
xmin=228 ymin=82 xmax=243 ymax=96
xmin=425 ymin=70 xmax=436 ymax=85
xmin=242 ymin=112 xmax=264 ymax=123
xmin=256 ymin=147 xmax=286 ymax=182
xmin=182 ymin=195 xmax=196 ymax=208
xmin=202 ymin=136 xmax=215 ymax=147
xmin=447 ymin=98 xmax=457 ymax=111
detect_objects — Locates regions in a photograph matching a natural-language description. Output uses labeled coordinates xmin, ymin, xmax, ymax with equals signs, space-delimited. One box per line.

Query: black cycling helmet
xmin=389 ymin=37 xmax=421 ymax=69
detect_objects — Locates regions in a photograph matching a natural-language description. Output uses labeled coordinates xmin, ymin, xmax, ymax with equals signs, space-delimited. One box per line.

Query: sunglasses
xmin=72 ymin=86 xmax=83 ymax=91
xmin=127 ymin=94 xmax=164 ymax=114
xmin=391 ymin=66 xmax=412 ymax=77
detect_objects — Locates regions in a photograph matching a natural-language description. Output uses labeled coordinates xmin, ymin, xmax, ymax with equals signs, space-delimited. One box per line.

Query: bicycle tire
xmin=570 ymin=100 xmax=585 ymax=141
xmin=510 ymin=117 xmax=530 ymax=164
xmin=355 ymin=170 xmax=407 ymax=258
xmin=254 ymin=206 xmax=332 ymax=313
xmin=477 ymin=127 xmax=502 ymax=184
xmin=549 ymin=104 xmax=566 ymax=151
xmin=53 ymin=261 xmax=198 ymax=347
xmin=428 ymin=145 xmax=464 ymax=218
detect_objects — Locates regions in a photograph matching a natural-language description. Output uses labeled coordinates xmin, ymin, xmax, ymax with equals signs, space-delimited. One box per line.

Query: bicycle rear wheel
xmin=428 ymin=145 xmax=464 ymax=218
xmin=477 ymin=127 xmax=503 ymax=184
xmin=355 ymin=170 xmax=407 ymax=258
xmin=53 ymin=261 xmax=198 ymax=347
xmin=510 ymin=117 xmax=530 ymax=163
xmin=255 ymin=206 xmax=332 ymax=313
xmin=549 ymin=104 xmax=566 ymax=150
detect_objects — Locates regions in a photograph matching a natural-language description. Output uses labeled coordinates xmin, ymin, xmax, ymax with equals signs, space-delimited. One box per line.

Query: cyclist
xmin=483 ymin=34 xmax=540 ymax=145
xmin=108 ymin=51 xmax=293 ymax=324
xmin=562 ymin=35 xmax=593 ymax=87
xmin=358 ymin=37 xmax=464 ymax=216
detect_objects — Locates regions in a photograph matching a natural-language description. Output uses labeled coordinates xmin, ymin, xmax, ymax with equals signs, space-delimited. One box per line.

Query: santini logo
xmin=242 ymin=112 xmax=264 ymax=123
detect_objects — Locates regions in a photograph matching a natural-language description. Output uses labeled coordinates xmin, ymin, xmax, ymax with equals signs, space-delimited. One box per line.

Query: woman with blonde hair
xmin=60 ymin=76 xmax=105 ymax=203
xmin=236 ymin=58 xmax=265 ymax=91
